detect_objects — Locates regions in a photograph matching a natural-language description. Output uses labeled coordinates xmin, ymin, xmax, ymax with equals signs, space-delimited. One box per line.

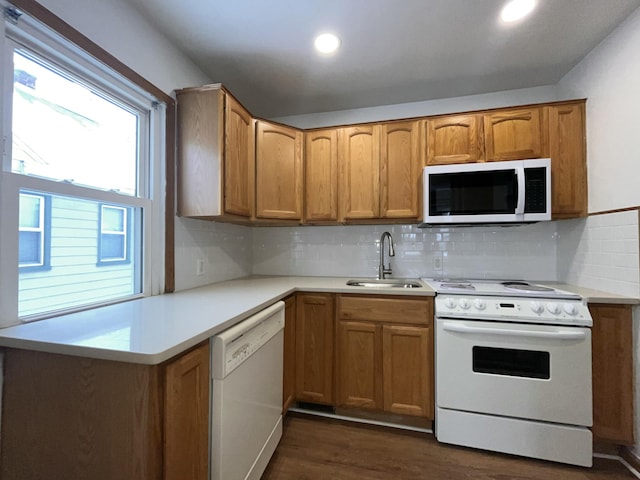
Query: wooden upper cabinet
xmin=176 ymin=85 xmax=254 ymax=221
xmin=380 ymin=120 xmax=422 ymax=219
xmin=338 ymin=125 xmax=381 ymax=221
xmin=547 ymin=102 xmax=587 ymax=218
xmin=224 ymin=94 xmax=254 ymax=217
xmin=425 ymin=114 xmax=484 ymax=165
xmin=305 ymin=129 xmax=338 ymax=223
xmin=255 ymin=120 xmax=303 ymax=220
xmin=484 ymin=107 xmax=544 ymax=161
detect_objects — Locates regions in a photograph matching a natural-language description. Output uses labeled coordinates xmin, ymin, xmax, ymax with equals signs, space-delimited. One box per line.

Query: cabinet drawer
xmin=338 ymin=295 xmax=433 ymax=326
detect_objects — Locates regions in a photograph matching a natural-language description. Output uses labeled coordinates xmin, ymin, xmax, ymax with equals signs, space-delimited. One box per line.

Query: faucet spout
xmin=378 ymin=231 xmax=395 ymax=280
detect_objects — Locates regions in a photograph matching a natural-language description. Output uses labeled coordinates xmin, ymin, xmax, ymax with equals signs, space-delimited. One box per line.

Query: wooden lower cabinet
xmin=164 ymin=342 xmax=210 ymax=480
xmin=283 ymin=295 xmax=297 ymax=412
xmin=590 ymin=303 xmax=634 ymax=444
xmin=336 ymin=295 xmax=434 ymax=419
xmin=1 ymin=342 xmax=210 ymax=480
xmin=295 ymin=293 xmax=335 ymax=404
xmin=382 ymin=324 xmax=432 ymax=418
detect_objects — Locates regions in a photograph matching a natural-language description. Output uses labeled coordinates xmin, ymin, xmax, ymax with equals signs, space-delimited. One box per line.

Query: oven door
xmin=436 ymin=318 xmax=592 ymax=427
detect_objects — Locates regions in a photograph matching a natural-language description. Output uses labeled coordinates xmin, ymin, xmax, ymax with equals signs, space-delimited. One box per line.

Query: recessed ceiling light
xmin=314 ymin=33 xmax=340 ymax=54
xmin=500 ymin=0 xmax=536 ymax=23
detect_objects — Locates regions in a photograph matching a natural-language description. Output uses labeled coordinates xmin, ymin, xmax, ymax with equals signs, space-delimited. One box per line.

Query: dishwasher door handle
xmin=442 ymin=322 xmax=587 ymax=341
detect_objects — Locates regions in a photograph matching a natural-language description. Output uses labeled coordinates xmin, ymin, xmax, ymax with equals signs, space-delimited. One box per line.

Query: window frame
xmin=18 ymin=190 xmax=51 ymax=271
xmin=0 ymin=5 xmax=168 ymax=325
xmin=97 ymin=204 xmax=131 ymax=266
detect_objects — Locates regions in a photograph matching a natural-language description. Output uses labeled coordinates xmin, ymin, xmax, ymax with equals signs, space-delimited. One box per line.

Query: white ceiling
xmin=124 ymin=0 xmax=640 ymax=118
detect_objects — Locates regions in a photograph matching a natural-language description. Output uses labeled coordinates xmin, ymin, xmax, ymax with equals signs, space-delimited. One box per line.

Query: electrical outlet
xmin=433 ymin=252 xmax=443 ymax=271
xmin=196 ymin=258 xmax=205 ymax=276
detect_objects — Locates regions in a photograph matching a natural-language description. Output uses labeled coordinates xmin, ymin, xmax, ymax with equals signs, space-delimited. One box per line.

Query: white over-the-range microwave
xmin=420 ymin=158 xmax=551 ymax=226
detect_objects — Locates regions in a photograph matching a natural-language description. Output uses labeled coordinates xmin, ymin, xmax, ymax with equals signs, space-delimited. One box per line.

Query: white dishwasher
xmin=210 ymin=301 xmax=284 ymax=480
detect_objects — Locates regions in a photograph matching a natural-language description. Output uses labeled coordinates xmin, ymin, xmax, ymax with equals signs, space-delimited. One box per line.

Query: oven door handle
xmin=442 ymin=322 xmax=587 ymax=340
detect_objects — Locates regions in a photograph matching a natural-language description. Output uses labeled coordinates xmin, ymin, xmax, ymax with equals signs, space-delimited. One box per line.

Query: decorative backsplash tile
xmin=252 ymin=222 xmax=558 ymax=281
xmin=174 ymin=218 xmax=253 ymax=291
xmin=557 ymin=210 xmax=640 ymax=297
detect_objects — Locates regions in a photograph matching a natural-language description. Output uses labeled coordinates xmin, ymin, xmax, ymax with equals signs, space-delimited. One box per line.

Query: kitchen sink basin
xmin=346 ymin=279 xmax=423 ymax=289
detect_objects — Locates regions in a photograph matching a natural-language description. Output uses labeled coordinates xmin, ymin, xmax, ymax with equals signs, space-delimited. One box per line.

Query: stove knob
xmin=563 ymin=303 xmax=578 ymax=316
xmin=444 ymin=297 xmax=457 ymax=309
xmin=530 ymin=301 xmax=544 ymax=314
xmin=473 ymin=299 xmax=486 ymax=311
xmin=459 ymin=298 xmax=471 ymax=310
xmin=546 ymin=302 xmax=561 ymax=315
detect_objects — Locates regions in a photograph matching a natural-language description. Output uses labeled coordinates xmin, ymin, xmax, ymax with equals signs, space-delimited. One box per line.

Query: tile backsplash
xmin=557 ymin=210 xmax=640 ymax=297
xmin=174 ymin=217 xmax=253 ymax=291
xmin=252 ymin=222 xmax=558 ymax=281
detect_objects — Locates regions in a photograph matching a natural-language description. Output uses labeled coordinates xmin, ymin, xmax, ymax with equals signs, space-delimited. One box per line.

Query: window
xmin=1 ymin=7 xmax=165 ymax=323
xmin=98 ymin=205 xmax=130 ymax=264
xmin=18 ymin=192 xmax=50 ymax=270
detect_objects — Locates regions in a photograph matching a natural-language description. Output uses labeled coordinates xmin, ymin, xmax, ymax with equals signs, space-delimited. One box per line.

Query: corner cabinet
xmin=1 ymin=342 xmax=210 ymax=480
xmin=589 ymin=303 xmax=634 ymax=445
xmin=255 ymin=120 xmax=303 ymax=221
xmin=336 ymin=295 xmax=434 ymax=419
xmin=176 ymin=84 xmax=254 ymax=222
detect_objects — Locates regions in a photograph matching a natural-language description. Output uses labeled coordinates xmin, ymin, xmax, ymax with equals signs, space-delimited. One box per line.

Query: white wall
xmin=274 ymin=85 xmax=562 ymax=129
xmin=34 ymin=0 xmax=210 ymax=93
xmin=558 ymin=7 xmax=640 ymax=214
xmin=557 ymin=7 xmax=640 ymax=457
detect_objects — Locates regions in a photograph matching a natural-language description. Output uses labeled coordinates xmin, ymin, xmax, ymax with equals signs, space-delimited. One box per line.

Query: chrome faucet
xmin=378 ymin=232 xmax=395 ymax=279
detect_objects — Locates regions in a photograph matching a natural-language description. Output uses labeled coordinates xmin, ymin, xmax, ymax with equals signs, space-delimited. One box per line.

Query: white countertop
xmin=0 ymin=275 xmax=635 ymax=365
xmin=0 ymin=276 xmax=433 ymax=365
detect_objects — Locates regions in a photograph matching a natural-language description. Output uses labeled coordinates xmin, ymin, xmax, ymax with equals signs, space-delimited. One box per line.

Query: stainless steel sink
xmin=346 ymin=279 xmax=422 ymax=289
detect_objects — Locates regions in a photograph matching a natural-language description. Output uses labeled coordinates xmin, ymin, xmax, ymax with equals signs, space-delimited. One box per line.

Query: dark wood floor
xmin=262 ymin=414 xmax=636 ymax=480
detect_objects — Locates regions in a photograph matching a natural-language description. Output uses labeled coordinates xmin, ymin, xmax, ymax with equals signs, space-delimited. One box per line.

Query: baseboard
xmin=621 ymin=447 xmax=640 ymax=475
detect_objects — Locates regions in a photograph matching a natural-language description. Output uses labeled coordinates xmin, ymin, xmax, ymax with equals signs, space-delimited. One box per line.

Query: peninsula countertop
xmin=0 ymin=276 xmax=635 ymax=365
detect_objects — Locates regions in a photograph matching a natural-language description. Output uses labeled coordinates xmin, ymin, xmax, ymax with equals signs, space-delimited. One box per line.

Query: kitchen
xmin=0 ymin=0 xmax=639 ymax=479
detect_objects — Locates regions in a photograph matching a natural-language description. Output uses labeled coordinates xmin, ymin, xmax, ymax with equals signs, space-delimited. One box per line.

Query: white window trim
xmin=18 ymin=191 xmax=44 ymax=267
xmin=99 ymin=204 xmax=128 ymax=263
xmin=0 ymin=4 xmax=166 ymax=326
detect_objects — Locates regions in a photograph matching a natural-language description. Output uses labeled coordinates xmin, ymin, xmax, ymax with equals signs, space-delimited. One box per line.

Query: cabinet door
xmin=548 ymin=102 xmax=587 ymax=218
xmin=177 ymin=87 xmax=225 ymax=217
xmin=590 ymin=304 xmax=634 ymax=444
xmin=338 ymin=125 xmax=380 ymax=221
xmin=283 ymin=295 xmax=297 ymax=413
xmin=337 ymin=320 xmax=382 ymax=409
xmin=380 ymin=120 xmax=421 ymax=219
xmin=295 ymin=293 xmax=335 ymax=404
xmin=425 ymin=114 xmax=484 ymax=165
xmin=382 ymin=324 xmax=433 ymax=418
xmin=256 ymin=121 xmax=303 ymax=220
xmin=484 ymin=107 xmax=544 ymax=161
xmin=224 ymin=94 xmax=254 ymax=217
xmin=164 ymin=342 xmax=210 ymax=480
xmin=305 ymin=129 xmax=338 ymax=222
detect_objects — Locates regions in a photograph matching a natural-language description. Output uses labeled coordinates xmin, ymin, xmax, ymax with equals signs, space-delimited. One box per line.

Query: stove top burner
xmin=501 ymin=281 xmax=555 ymax=293
xmin=441 ymin=283 xmax=475 ymax=290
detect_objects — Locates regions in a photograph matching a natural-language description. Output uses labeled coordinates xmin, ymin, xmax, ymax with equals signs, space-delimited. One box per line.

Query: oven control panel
xmin=435 ymin=295 xmax=592 ymax=326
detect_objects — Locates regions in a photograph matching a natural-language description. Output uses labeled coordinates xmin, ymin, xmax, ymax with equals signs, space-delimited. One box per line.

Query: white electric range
xmin=421 ymin=278 xmax=593 ymax=467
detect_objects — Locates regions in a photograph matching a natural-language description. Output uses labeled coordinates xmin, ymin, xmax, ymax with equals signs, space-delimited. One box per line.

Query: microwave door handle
xmin=515 ymin=166 xmax=526 ymax=214
xmin=442 ymin=322 xmax=587 ymax=341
